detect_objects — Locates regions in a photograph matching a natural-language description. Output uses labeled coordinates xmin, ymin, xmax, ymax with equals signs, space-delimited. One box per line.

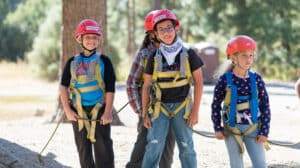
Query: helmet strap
xmin=80 ymin=43 xmax=97 ymax=53
xmin=79 ymin=36 xmax=97 ymax=53
xmin=233 ymin=55 xmax=250 ymax=72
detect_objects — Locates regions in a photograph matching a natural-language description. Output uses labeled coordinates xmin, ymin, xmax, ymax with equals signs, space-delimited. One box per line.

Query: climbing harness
xmin=148 ymin=47 xmax=193 ymax=121
xmin=70 ymin=52 xmax=106 ymax=142
xmin=221 ymin=70 xmax=269 ymax=154
xmin=37 ymin=101 xmax=129 ymax=165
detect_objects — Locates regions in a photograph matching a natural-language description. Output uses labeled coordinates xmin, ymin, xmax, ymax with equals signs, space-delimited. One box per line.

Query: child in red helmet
xmin=142 ymin=9 xmax=204 ymax=168
xmin=126 ymin=10 xmax=175 ymax=168
xmin=60 ymin=19 xmax=116 ymax=168
xmin=211 ymin=35 xmax=271 ymax=168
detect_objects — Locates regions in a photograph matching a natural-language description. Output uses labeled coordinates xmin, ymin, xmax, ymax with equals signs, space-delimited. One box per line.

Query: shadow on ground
xmin=268 ymin=163 xmax=300 ymax=168
xmin=0 ymin=138 xmax=71 ymax=168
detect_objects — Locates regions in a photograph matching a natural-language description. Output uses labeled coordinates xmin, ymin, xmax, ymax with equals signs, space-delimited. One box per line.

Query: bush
xmin=26 ymin=3 xmax=61 ymax=81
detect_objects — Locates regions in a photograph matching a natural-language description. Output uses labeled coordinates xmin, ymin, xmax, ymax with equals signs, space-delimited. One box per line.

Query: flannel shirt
xmin=126 ymin=43 xmax=156 ymax=115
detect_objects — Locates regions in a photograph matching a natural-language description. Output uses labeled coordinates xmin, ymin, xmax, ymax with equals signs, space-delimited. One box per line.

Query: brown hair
xmin=140 ymin=33 xmax=152 ymax=50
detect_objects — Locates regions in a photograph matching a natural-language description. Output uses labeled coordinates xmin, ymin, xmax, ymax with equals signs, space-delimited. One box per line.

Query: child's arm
xmin=187 ymin=68 xmax=203 ymax=126
xmin=142 ymin=74 xmax=152 ymax=128
xmin=101 ymin=92 xmax=114 ymax=125
xmin=60 ymin=85 xmax=78 ymax=121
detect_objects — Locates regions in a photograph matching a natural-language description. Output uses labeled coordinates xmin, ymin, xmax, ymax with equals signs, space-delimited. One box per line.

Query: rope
xmin=37 ymin=113 xmax=65 ymax=166
xmin=191 ymin=128 xmax=300 ymax=148
xmin=36 ymin=101 xmax=129 ymax=165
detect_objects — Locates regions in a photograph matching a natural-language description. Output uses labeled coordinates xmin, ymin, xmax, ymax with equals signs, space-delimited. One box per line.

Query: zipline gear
xmin=75 ymin=19 xmax=102 ymax=38
xmin=75 ymin=19 xmax=101 ymax=52
xmin=148 ymin=47 xmax=192 ymax=121
xmin=223 ymin=70 xmax=258 ymax=127
xmin=37 ymin=101 xmax=129 ymax=165
xmin=153 ymin=9 xmax=180 ymax=29
xmin=222 ymin=70 xmax=269 ymax=154
xmin=70 ymin=52 xmax=105 ymax=142
xmin=226 ymin=35 xmax=256 ymax=58
xmin=144 ymin=10 xmax=158 ymax=32
xmin=191 ymin=128 xmax=300 ymax=148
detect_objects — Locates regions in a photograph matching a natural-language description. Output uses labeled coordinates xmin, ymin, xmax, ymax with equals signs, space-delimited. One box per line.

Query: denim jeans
xmin=225 ymin=124 xmax=266 ymax=168
xmin=126 ymin=116 xmax=175 ymax=168
xmin=142 ymin=102 xmax=197 ymax=168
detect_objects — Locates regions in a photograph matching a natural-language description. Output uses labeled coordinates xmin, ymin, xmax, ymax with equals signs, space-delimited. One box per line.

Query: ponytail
xmin=213 ymin=60 xmax=234 ymax=80
xmin=140 ymin=33 xmax=152 ymax=50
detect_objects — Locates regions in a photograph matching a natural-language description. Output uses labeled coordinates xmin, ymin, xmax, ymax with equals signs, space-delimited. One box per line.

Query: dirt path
xmin=0 ymin=81 xmax=300 ymax=167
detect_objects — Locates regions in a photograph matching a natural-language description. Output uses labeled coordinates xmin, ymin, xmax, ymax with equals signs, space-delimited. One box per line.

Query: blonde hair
xmin=213 ymin=60 xmax=234 ymax=80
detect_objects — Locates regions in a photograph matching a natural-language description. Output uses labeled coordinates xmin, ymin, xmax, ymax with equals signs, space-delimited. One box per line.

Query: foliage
xmin=1 ymin=0 xmax=299 ymax=81
xmin=26 ymin=3 xmax=61 ymax=81
xmin=194 ymin=0 xmax=300 ymax=81
xmin=0 ymin=25 xmax=29 ymax=61
xmin=2 ymin=0 xmax=56 ymax=60
xmin=0 ymin=0 xmax=9 ymax=21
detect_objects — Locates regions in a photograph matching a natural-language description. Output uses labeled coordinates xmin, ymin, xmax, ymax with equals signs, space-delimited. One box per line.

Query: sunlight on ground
xmin=0 ymin=61 xmax=58 ymax=120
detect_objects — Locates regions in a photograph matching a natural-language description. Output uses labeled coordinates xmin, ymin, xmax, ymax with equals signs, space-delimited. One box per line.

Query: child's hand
xmin=187 ymin=110 xmax=198 ymax=126
xmin=256 ymin=135 xmax=268 ymax=143
xmin=143 ymin=115 xmax=151 ymax=128
xmin=215 ymin=131 xmax=225 ymax=140
xmin=65 ymin=110 xmax=78 ymax=121
xmin=101 ymin=112 xmax=113 ymax=125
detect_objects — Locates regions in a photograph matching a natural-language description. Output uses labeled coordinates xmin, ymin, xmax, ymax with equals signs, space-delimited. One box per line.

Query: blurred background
xmin=0 ymin=0 xmax=299 ymax=82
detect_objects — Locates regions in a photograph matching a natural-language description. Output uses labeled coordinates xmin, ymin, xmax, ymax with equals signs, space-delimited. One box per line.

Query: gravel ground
xmin=0 ymin=83 xmax=300 ymax=168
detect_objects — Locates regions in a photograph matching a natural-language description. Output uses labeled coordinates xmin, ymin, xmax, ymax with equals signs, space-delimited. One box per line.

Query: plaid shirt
xmin=126 ymin=43 xmax=156 ymax=115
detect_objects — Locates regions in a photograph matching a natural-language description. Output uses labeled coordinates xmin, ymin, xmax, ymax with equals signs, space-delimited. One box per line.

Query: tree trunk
xmin=126 ymin=0 xmax=136 ymax=58
xmin=53 ymin=0 xmax=123 ymax=125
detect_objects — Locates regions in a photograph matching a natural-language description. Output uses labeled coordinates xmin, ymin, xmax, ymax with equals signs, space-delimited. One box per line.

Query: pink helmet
xmin=226 ymin=35 xmax=257 ymax=58
xmin=152 ymin=9 xmax=180 ymax=29
xmin=75 ymin=19 xmax=102 ymax=37
xmin=144 ymin=10 xmax=158 ymax=32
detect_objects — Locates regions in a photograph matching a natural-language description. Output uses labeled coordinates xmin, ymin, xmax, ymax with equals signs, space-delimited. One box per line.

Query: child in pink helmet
xmin=60 ymin=19 xmax=116 ymax=168
xmin=211 ymin=35 xmax=271 ymax=168
xmin=142 ymin=9 xmax=204 ymax=168
xmin=126 ymin=10 xmax=175 ymax=168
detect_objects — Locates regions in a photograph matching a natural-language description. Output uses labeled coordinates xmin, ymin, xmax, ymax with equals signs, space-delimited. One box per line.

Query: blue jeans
xmin=225 ymin=124 xmax=266 ymax=168
xmin=142 ymin=103 xmax=197 ymax=168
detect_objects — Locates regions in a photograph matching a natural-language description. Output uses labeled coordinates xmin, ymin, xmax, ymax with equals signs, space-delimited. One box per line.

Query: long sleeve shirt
xmin=211 ymin=71 xmax=271 ymax=137
xmin=126 ymin=44 xmax=156 ymax=115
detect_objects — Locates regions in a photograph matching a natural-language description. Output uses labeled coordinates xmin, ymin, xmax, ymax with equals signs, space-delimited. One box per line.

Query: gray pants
xmin=126 ymin=116 xmax=175 ymax=168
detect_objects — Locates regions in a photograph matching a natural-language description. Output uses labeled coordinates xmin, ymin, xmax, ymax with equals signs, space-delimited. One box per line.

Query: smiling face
xmin=154 ymin=20 xmax=178 ymax=45
xmin=81 ymin=34 xmax=100 ymax=51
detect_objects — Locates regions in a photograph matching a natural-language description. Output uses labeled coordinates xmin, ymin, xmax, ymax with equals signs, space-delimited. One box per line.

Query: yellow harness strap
xmin=223 ymin=87 xmax=270 ymax=154
xmin=159 ymin=98 xmax=191 ymax=119
xmin=224 ymin=123 xmax=270 ymax=155
xmin=224 ymin=87 xmax=250 ymax=111
xmin=72 ymin=88 xmax=103 ymax=143
xmin=149 ymin=47 xmax=192 ymax=121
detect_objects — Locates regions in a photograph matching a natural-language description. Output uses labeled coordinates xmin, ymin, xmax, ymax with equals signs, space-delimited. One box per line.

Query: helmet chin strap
xmin=81 ymin=43 xmax=97 ymax=53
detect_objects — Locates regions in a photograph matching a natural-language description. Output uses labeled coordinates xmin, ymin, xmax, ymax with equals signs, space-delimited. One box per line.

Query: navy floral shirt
xmin=211 ymin=70 xmax=271 ymax=137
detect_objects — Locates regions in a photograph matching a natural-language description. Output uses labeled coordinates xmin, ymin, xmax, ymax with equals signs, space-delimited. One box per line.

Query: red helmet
xmin=152 ymin=9 xmax=180 ymax=29
xmin=226 ymin=35 xmax=257 ymax=57
xmin=75 ymin=19 xmax=102 ymax=37
xmin=144 ymin=10 xmax=158 ymax=32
